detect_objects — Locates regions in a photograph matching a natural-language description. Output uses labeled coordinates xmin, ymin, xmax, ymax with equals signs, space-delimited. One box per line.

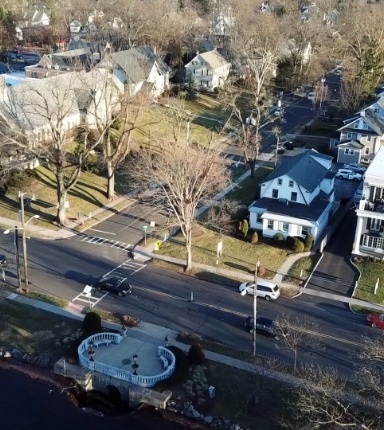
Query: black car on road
xmin=244 ymin=316 xmax=285 ymax=340
xmin=94 ymin=275 xmax=132 ymax=296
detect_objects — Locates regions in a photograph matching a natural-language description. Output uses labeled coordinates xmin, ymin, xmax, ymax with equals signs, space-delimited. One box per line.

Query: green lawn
xmin=225 ymin=166 xmax=273 ymax=206
xmin=354 ymin=260 xmax=384 ymax=305
xmin=0 ymin=295 xmax=81 ymax=354
xmin=0 ymin=166 xmax=135 ymax=231
xmin=154 ymin=226 xmax=289 ymax=281
xmin=284 ymin=254 xmax=321 ymax=286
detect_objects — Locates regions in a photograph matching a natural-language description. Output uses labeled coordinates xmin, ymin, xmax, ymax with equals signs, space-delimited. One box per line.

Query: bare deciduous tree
xmin=284 ymin=364 xmax=378 ymax=430
xmin=0 ymin=70 xmax=116 ymax=225
xmin=276 ymin=313 xmax=320 ymax=372
xmin=129 ymin=101 xmax=230 ymax=270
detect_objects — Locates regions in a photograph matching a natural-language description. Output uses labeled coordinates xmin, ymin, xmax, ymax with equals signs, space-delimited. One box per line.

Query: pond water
xmin=0 ymin=367 xmax=188 ymax=430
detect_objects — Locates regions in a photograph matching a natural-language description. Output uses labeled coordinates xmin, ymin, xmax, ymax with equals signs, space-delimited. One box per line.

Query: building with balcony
xmin=353 ymin=147 xmax=384 ymax=258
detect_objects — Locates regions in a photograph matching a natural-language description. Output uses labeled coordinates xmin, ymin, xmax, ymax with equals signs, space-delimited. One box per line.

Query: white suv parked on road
xmin=239 ymin=279 xmax=280 ymax=300
xmin=336 ymin=169 xmax=363 ymax=181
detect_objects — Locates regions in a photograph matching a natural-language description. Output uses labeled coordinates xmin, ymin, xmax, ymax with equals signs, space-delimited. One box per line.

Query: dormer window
xmin=278 ymin=179 xmax=283 ymax=186
xmin=363 ymin=123 xmax=368 ymax=130
xmin=354 ymin=123 xmax=359 ymax=129
xmin=289 ymin=180 xmax=294 ymax=188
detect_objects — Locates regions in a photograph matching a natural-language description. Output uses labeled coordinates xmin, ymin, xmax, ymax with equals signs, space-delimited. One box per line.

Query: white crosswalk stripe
xmin=70 ymin=258 xmax=147 ymax=309
xmin=78 ymin=234 xmax=133 ymax=251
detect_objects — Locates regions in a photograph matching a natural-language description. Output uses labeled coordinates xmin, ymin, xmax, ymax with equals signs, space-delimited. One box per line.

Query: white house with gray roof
xmin=0 ymin=69 xmax=120 ymax=145
xmin=248 ymin=150 xmax=335 ymax=241
xmin=336 ymin=108 xmax=384 ymax=165
xmin=353 ymin=147 xmax=384 ymax=258
xmin=185 ymin=50 xmax=230 ymax=91
xmin=98 ymin=45 xmax=171 ymax=97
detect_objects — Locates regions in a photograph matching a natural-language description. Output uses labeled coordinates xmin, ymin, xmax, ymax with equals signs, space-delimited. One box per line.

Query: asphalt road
xmin=0 ymin=232 xmax=371 ymax=377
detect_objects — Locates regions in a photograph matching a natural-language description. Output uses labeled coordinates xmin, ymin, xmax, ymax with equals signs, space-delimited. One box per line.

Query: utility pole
xmin=20 ymin=193 xmax=29 ymax=292
xmin=253 ymin=260 xmax=260 ymax=357
xmin=14 ymin=226 xmax=22 ymax=292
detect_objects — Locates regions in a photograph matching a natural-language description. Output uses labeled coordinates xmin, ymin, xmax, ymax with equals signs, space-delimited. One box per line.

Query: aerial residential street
xmin=0 ymin=229 xmax=369 ymax=378
xmin=0 ymin=69 xmax=368 ymax=378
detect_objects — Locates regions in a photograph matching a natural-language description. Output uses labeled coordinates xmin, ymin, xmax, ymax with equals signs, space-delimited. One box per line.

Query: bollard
xmin=189 ymin=291 xmax=194 ymax=302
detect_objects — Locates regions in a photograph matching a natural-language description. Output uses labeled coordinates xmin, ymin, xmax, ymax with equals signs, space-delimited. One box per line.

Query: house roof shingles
xmin=198 ymin=50 xmax=230 ymax=69
xmin=110 ymin=46 xmax=170 ymax=84
xmin=251 ymin=192 xmax=330 ymax=223
xmin=339 ymin=108 xmax=384 ymax=135
xmin=263 ymin=150 xmax=332 ymax=193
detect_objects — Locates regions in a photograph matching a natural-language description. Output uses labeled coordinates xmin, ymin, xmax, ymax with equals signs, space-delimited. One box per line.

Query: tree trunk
xmin=56 ymin=169 xmax=67 ymax=226
xmin=249 ymin=159 xmax=256 ymax=178
xmin=185 ymin=226 xmax=193 ymax=271
xmin=294 ymin=349 xmax=297 ymax=372
xmin=107 ymin=160 xmax=115 ymax=201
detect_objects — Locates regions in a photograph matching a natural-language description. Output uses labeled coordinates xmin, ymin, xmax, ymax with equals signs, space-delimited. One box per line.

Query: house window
xmin=272 ymin=189 xmax=279 ymax=198
xmin=277 ymin=179 xmax=283 ymax=186
xmin=193 ymin=69 xmax=196 ymax=74
xmin=256 ymin=213 xmax=263 ymax=223
xmin=347 ymin=132 xmax=352 ymax=139
xmin=201 ymin=70 xmax=204 ymax=75
xmin=302 ymin=226 xmax=309 ymax=235
xmin=367 ymin=135 xmax=371 ymax=142
xmin=201 ymin=61 xmax=203 ymax=65
xmin=282 ymin=222 xmax=289 ymax=232
xmin=374 ymin=108 xmax=379 ymax=113
xmin=267 ymin=220 xmax=274 ymax=229
xmin=354 ymin=123 xmax=359 ymax=129
xmin=289 ymin=180 xmax=294 ymax=188
xmin=344 ymin=149 xmax=355 ymax=155
xmin=363 ymin=123 xmax=368 ymax=130
xmin=291 ymin=192 xmax=297 ymax=202
xmin=206 ymin=70 xmax=209 ymax=75
xmin=352 ymin=133 xmax=357 ymax=140
xmin=31 ymin=71 xmax=37 ymax=78
xmin=362 ymin=235 xmax=384 ymax=249
xmin=365 ymin=147 xmax=369 ymax=155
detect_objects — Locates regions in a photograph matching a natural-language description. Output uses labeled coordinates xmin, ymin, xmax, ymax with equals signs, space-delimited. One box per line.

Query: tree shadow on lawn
xmin=224 ymin=261 xmax=254 ymax=274
xmin=35 ymin=170 xmax=106 ymax=207
xmin=194 ymin=271 xmax=240 ymax=287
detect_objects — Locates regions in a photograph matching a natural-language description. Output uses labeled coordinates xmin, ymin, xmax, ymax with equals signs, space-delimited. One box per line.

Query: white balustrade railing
xmin=78 ymin=334 xmax=176 ymax=387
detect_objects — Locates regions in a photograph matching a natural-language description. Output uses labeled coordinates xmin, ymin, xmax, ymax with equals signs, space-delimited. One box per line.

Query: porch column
xmin=353 ymin=216 xmax=364 ymax=254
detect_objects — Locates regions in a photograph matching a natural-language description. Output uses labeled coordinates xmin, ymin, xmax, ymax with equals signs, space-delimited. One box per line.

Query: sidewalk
xmin=0 ymin=193 xmax=133 ymax=240
xmin=1 ymin=291 xmax=330 ymax=389
xmin=1 ymin=150 xmax=382 ymax=311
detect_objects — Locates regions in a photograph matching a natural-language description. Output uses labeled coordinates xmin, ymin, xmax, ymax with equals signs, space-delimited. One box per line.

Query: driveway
xmin=305 ymin=208 xmax=359 ymax=297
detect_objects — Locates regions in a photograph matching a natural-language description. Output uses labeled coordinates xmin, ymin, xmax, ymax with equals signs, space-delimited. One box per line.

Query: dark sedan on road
xmin=94 ymin=275 xmax=132 ymax=297
xmin=244 ymin=316 xmax=285 ymax=340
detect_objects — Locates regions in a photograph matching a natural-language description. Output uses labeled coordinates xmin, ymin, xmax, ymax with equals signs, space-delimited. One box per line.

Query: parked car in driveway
xmin=93 ymin=275 xmax=132 ymax=296
xmin=239 ymin=279 xmax=280 ymax=300
xmin=367 ymin=314 xmax=384 ymax=328
xmin=343 ymin=163 xmax=366 ymax=174
xmin=336 ymin=169 xmax=363 ymax=181
xmin=244 ymin=316 xmax=285 ymax=340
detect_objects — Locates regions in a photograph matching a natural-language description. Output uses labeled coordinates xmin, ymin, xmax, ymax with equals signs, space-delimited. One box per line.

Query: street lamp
xmin=241 ymin=260 xmax=260 ymax=357
xmin=4 ymin=212 xmax=39 ymax=293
